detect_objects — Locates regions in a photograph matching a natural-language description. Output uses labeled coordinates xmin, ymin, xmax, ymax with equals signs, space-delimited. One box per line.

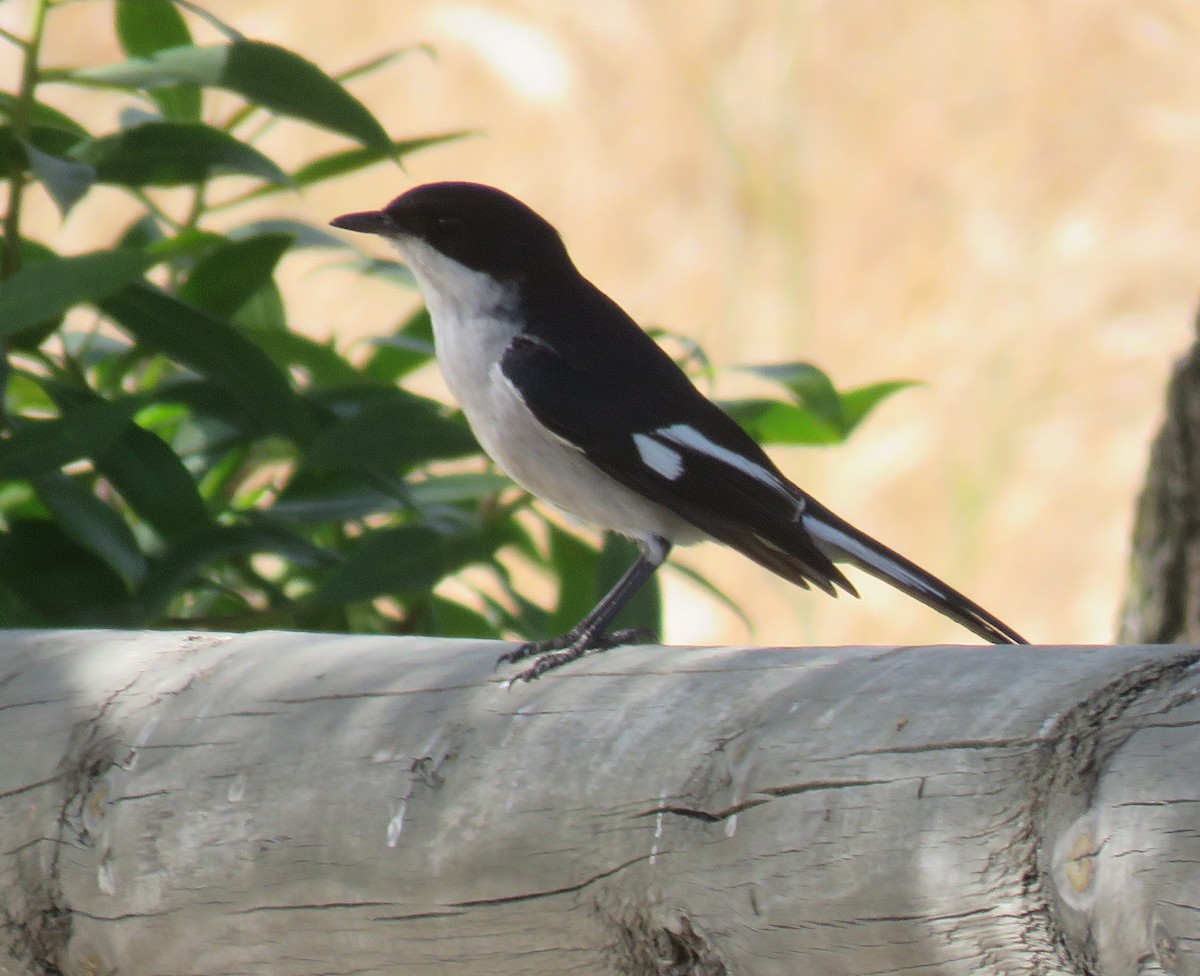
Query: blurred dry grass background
xmin=9 ymin=0 xmax=1200 ymax=647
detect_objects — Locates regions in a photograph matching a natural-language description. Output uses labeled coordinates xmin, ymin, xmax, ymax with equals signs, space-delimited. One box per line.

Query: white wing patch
xmin=658 ymin=424 xmax=779 ymax=487
xmin=633 ymin=433 xmax=685 ymax=481
xmin=657 ymin=423 xmax=801 ymax=516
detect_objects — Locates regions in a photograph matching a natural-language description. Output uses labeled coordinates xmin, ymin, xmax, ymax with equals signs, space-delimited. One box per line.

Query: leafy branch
xmin=0 ymin=0 xmax=914 ymax=641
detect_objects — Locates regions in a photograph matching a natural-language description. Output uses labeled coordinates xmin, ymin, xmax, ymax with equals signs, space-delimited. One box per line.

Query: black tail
xmin=800 ymin=506 xmax=1027 ymax=645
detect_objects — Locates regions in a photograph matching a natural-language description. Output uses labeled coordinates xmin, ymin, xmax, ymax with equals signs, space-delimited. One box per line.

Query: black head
xmin=331 ymin=182 xmax=572 ymax=282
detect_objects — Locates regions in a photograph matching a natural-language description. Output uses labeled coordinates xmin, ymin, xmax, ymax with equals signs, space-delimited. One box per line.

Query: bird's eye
xmin=434 ymin=215 xmax=464 ymax=232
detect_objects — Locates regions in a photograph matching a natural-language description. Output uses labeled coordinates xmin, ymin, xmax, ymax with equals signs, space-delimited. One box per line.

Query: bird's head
xmin=331 ymin=182 xmax=571 ymax=289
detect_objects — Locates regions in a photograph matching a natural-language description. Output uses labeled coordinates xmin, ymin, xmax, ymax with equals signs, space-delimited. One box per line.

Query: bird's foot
xmin=498 ymin=627 xmax=654 ymax=683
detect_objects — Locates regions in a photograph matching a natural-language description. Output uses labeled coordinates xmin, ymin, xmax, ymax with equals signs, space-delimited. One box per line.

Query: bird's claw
xmin=495 ymin=633 xmax=571 ymax=668
xmin=506 ymin=647 xmax=587 ymax=684
xmin=497 ymin=627 xmax=655 ymax=682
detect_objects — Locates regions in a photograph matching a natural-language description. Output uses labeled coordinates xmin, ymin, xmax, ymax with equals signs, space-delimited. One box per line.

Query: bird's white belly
xmin=470 ymin=367 xmax=702 ymax=544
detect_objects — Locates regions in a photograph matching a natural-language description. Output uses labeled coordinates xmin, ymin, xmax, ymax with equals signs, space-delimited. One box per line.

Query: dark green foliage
xmin=0 ymin=1 xmax=912 ymax=642
xmin=724 ymin=364 xmax=920 ymax=446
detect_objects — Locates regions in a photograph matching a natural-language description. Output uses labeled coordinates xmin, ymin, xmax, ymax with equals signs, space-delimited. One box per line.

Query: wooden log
xmin=0 ymin=631 xmax=1196 ymax=975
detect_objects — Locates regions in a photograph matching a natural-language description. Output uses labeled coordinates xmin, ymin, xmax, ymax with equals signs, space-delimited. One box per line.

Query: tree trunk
xmin=0 ymin=631 xmax=1197 ymax=976
xmin=1119 ymin=316 xmax=1200 ymax=642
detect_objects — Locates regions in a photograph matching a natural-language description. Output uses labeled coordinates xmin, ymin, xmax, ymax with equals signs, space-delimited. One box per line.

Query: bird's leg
xmin=499 ymin=536 xmax=671 ymax=682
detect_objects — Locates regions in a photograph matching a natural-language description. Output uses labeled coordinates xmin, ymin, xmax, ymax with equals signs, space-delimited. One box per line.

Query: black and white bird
xmin=331 ymin=182 xmax=1026 ymax=681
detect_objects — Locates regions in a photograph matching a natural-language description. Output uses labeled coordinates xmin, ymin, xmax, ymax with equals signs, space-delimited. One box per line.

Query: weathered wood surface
xmin=0 ymin=631 xmax=1197 ymax=976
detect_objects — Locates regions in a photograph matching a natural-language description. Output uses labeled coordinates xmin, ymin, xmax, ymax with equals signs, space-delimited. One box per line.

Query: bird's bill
xmin=329 ymin=209 xmax=394 ymax=235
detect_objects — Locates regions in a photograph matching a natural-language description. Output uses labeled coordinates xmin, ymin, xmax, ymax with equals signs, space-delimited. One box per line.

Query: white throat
xmin=390 ymin=236 xmax=521 ymax=417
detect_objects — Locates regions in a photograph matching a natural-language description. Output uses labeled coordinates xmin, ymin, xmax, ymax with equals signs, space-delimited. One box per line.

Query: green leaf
xmin=4 ymin=369 xmax=56 ymax=415
xmin=71 ymin=42 xmax=391 ymax=151
xmin=115 ymin=0 xmax=200 ymax=121
xmin=171 ymin=0 xmax=243 ymax=41
xmin=234 ymin=132 xmax=473 ymax=204
xmin=0 ymin=398 xmax=142 ymax=479
xmin=98 ymin=282 xmax=315 ymax=444
xmin=0 ymin=485 xmax=39 ymax=531
xmin=304 ymin=388 xmax=479 ymax=471
xmin=310 ymin=524 xmax=504 ymax=605
xmin=839 ymin=380 xmax=921 ymax=434
xmin=0 ymin=520 xmax=135 ymax=625
xmin=221 ymin=41 xmax=391 ymax=150
xmin=0 ymin=238 xmax=66 ymax=348
xmin=23 ymin=141 xmax=95 ymax=216
xmin=336 ymin=45 xmax=435 ymax=85
xmin=149 ymin=81 xmax=204 ymax=126
xmin=722 ymin=398 xmax=843 ymax=446
xmin=32 ymin=471 xmax=147 ymax=585
xmin=362 ymin=308 xmax=435 ymax=382
xmin=153 ymin=377 xmax=271 ymax=439
xmin=233 ymin=219 xmax=346 ymax=249
xmin=234 ymin=280 xmax=287 ymax=332
xmin=272 ymin=467 xmax=398 ymax=524
xmin=59 ymin=333 xmax=136 ymax=378
xmin=3 ymin=237 xmax=55 ymax=267
xmin=139 ymin=522 xmax=331 ymax=617
xmin=737 ymin=363 xmax=918 ymax=440
xmin=95 ymin=423 xmax=211 ymax=542
xmin=116 ymin=0 xmax=193 ymax=57
xmin=143 ymin=227 xmax=227 ymax=261
xmin=743 ymin=362 xmax=845 ymax=430
xmin=408 ymin=472 xmax=511 ymax=509
xmin=68 ymin=44 xmax=226 ymax=88
xmin=0 ymin=123 xmax=81 ymax=172
xmin=36 ymin=380 xmax=211 ymax=544
xmin=74 ymin=121 xmax=289 ymax=187
xmin=0 ymin=93 xmax=87 ymax=136
xmin=305 ymin=131 xmax=469 ymax=178
xmin=248 ymin=330 xmax=361 ymax=387
xmin=178 ymin=233 xmax=293 ymax=317
xmin=0 ymin=582 xmax=46 ymax=627
xmin=118 ymin=214 xmax=166 ymax=249
xmin=0 ymin=249 xmax=153 ymax=340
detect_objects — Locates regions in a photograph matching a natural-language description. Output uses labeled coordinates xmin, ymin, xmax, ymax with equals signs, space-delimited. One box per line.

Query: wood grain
xmin=0 ymin=632 xmax=1196 ymax=975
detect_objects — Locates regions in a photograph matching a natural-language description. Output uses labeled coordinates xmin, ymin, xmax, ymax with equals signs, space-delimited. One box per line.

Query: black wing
xmin=499 ymin=329 xmax=854 ymax=597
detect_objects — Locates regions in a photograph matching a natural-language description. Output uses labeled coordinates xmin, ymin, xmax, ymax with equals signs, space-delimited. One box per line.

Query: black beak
xmin=329 ymin=209 xmax=395 ymax=236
